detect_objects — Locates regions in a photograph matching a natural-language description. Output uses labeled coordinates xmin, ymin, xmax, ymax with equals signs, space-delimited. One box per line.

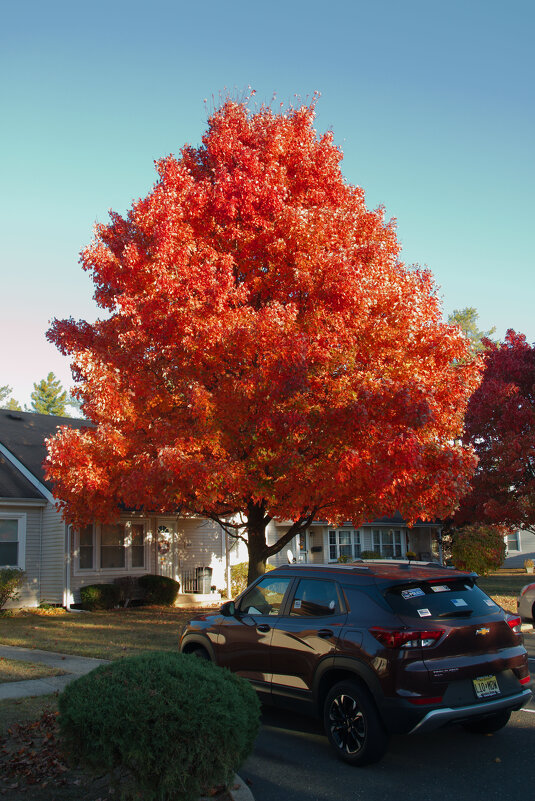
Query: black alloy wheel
xmin=323 ymin=680 xmax=388 ymax=766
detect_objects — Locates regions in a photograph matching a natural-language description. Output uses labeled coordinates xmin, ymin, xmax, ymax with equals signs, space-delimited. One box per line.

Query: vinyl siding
xmin=41 ymin=502 xmax=67 ymax=604
xmin=1 ymin=504 xmax=44 ymax=607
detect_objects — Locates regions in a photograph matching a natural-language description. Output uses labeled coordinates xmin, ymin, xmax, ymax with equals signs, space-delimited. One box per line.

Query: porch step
xmin=174 ymin=592 xmax=221 ymax=607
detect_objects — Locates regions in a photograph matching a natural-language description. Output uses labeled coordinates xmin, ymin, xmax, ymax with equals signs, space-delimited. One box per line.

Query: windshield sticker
xmin=329 ymin=600 xmax=336 ymax=609
xmin=452 ymin=598 xmax=468 ymax=607
xmin=294 ymin=600 xmax=301 ymax=609
xmin=417 ymin=608 xmax=432 ymax=617
xmin=402 ymin=588 xmax=425 ymax=599
xmin=430 ymin=585 xmax=450 ymax=593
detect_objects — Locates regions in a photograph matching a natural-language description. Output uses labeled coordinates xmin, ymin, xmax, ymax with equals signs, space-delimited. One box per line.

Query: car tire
xmin=323 ymin=680 xmax=389 ymax=766
xmin=462 ymin=710 xmax=511 ymax=734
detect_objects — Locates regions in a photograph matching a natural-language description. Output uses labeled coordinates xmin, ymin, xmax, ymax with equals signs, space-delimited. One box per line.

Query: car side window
xmin=290 ymin=578 xmax=341 ymax=617
xmin=240 ymin=576 xmax=292 ymax=616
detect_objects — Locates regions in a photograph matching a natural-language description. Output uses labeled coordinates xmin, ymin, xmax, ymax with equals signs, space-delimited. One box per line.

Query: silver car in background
xmin=518 ymin=582 xmax=535 ymax=621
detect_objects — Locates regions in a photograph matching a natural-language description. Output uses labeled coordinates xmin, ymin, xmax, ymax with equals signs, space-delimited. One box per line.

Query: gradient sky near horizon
xmin=2 ymin=0 xmax=534 ymax=407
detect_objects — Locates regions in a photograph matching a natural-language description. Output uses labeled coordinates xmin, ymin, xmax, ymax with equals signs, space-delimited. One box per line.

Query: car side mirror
xmin=220 ymin=600 xmax=236 ymax=617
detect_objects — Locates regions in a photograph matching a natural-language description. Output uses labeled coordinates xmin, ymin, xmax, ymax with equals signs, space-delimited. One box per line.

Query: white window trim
xmin=328 ymin=528 xmax=361 ymax=562
xmin=372 ymin=528 xmax=404 ymax=558
xmin=505 ymin=531 xmax=521 ymax=553
xmin=0 ymin=512 xmax=26 ymax=570
xmin=73 ymin=520 xmax=149 ymax=576
xmin=73 ymin=524 xmax=96 ymax=573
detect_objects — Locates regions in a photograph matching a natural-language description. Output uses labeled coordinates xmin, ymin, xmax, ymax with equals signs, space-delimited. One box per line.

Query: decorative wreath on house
xmin=158 ymin=540 xmax=170 ymax=555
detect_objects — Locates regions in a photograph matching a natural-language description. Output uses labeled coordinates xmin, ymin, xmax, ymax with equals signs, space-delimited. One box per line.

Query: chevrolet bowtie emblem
xmin=476 ymin=628 xmax=490 ymax=635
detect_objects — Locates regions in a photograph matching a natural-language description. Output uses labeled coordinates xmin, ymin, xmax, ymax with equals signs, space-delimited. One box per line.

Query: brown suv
xmin=179 ymin=561 xmax=531 ymax=765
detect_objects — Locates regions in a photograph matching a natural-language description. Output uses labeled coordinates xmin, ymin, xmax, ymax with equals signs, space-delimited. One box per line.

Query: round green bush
xmin=138 ymin=573 xmax=180 ymax=605
xmin=451 ymin=524 xmax=507 ymax=575
xmin=58 ymin=651 xmax=260 ymax=801
xmin=79 ymin=583 xmax=121 ymax=610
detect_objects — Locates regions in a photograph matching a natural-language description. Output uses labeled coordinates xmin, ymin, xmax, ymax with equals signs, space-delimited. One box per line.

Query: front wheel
xmin=323 ymin=680 xmax=388 ymax=766
xmin=462 ymin=710 xmax=511 ymax=734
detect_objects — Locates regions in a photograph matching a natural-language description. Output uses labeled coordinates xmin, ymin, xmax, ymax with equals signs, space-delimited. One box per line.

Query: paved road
xmin=241 ymin=632 xmax=535 ymax=801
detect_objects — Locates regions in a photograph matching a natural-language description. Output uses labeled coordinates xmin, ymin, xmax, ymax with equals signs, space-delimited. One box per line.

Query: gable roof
xmin=0 ymin=453 xmax=47 ymax=500
xmin=0 ymin=409 xmax=89 ymax=491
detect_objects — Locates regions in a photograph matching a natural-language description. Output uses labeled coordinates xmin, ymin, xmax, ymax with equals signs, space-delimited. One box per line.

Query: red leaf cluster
xmin=45 ymin=98 xmax=480 ymax=530
xmin=456 ymin=330 xmax=535 ymax=533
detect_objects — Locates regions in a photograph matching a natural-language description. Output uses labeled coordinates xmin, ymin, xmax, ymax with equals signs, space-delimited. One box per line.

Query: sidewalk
xmin=0 ymin=644 xmax=109 ymax=700
xmin=0 ymin=644 xmax=255 ymax=801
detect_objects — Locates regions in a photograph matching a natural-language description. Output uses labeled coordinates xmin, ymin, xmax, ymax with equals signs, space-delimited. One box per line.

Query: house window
xmin=0 ymin=514 xmax=25 ymax=569
xmin=506 ymin=531 xmax=520 ymax=552
xmin=101 ymin=524 xmax=126 ymax=569
xmin=78 ymin=525 xmax=95 ymax=570
xmin=372 ymin=529 xmax=402 ymax=558
xmin=130 ymin=523 xmax=145 ymax=568
xmin=329 ymin=529 xmax=361 ymax=561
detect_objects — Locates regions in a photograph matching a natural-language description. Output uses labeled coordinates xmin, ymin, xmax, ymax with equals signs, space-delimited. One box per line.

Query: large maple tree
xmin=455 ymin=330 xmax=535 ymax=535
xmin=46 ymin=98 xmax=480 ymax=581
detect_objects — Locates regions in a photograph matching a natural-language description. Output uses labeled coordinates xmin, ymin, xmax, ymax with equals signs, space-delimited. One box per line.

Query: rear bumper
xmin=408 ymin=688 xmax=532 ymax=734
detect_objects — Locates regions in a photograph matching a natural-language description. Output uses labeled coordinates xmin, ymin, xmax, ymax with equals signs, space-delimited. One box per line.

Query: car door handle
xmin=257 ymin=624 xmax=271 ymax=632
xmin=318 ymin=629 xmax=334 ymax=638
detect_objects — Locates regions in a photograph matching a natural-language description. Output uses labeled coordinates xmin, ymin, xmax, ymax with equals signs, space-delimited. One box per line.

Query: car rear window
xmin=384 ymin=578 xmax=501 ymax=620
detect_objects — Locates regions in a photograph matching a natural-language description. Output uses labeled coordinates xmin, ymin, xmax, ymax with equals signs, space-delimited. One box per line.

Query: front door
xmin=156 ymin=520 xmax=179 ymax=582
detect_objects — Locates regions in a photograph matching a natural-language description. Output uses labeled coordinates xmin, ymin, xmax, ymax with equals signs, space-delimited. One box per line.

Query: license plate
xmin=473 ymin=675 xmax=500 ymax=699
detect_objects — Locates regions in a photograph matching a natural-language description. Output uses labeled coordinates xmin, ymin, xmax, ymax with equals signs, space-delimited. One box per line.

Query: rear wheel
xmin=462 ymin=710 xmax=511 ymax=734
xmin=323 ymin=680 xmax=388 ymax=766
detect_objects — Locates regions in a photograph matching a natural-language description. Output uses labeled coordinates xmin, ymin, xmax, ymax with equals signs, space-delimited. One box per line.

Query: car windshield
xmin=384 ymin=578 xmax=502 ymax=620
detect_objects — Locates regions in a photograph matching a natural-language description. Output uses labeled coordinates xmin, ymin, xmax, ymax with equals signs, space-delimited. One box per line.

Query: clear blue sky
xmin=2 ymin=0 xmax=533 ymax=406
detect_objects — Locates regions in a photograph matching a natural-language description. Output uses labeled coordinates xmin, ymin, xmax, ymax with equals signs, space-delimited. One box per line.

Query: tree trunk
xmin=246 ymin=501 xmax=270 ymax=585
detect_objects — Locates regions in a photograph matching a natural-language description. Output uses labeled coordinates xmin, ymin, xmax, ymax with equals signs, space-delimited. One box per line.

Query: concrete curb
xmin=200 ymin=775 xmax=254 ymax=801
xmin=228 ymin=775 xmax=255 ymax=801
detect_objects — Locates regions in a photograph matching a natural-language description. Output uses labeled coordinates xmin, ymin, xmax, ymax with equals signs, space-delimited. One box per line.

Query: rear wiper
xmin=437 ymin=609 xmax=473 ymax=618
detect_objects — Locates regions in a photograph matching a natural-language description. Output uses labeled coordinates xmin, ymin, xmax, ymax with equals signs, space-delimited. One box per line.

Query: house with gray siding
xmin=0 ymin=409 xmax=442 ymax=608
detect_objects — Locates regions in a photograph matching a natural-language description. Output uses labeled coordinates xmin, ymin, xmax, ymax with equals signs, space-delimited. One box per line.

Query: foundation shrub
xmin=58 ymin=651 xmax=261 ymax=801
xmin=0 ymin=568 xmax=25 ymax=608
xmin=137 ymin=574 xmax=180 ymax=605
xmin=79 ymin=583 xmax=121 ymax=610
xmin=360 ymin=551 xmax=382 ymax=560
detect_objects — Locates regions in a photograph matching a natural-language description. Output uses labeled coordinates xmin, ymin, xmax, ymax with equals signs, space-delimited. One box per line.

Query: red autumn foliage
xmin=455 ymin=330 xmax=535 ymax=535
xmin=46 ymin=97 xmax=480 ymax=580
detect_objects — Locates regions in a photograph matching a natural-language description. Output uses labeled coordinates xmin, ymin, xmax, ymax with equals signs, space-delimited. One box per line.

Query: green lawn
xmin=0 ymin=658 xmax=66 ymax=683
xmin=477 ymin=568 xmax=532 ymax=601
xmin=0 ymin=605 xmax=213 ymax=660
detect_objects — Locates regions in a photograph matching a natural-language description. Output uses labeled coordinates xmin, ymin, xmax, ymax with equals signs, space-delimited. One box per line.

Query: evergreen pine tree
xmin=0 ymin=385 xmax=22 ymax=410
xmin=30 ymin=372 xmax=69 ymax=416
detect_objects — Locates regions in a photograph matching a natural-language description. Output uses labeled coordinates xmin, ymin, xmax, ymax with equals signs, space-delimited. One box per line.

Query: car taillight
xmin=520 ymin=675 xmax=531 ymax=685
xmin=370 ymin=627 xmax=444 ymax=649
xmin=506 ymin=615 xmax=522 ymax=633
xmin=407 ymin=695 xmax=444 ymax=705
